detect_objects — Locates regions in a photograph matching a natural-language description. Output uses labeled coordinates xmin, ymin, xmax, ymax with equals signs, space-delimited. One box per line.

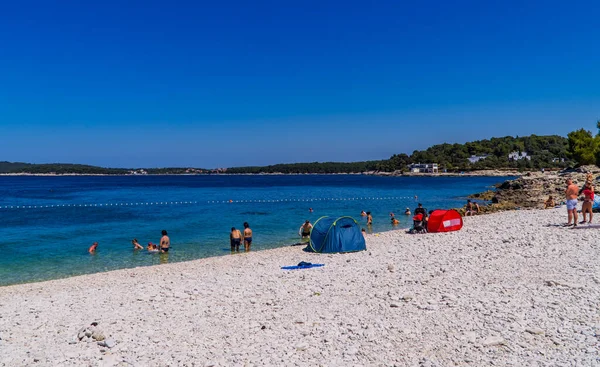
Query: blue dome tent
xmin=307 ymin=216 xmax=366 ymax=253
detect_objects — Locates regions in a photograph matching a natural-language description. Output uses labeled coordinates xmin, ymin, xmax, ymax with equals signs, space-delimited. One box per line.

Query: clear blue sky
xmin=0 ymin=0 xmax=598 ymax=168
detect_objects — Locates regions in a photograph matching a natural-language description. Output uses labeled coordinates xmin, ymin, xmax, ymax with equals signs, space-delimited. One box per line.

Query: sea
xmin=0 ymin=174 xmax=511 ymax=286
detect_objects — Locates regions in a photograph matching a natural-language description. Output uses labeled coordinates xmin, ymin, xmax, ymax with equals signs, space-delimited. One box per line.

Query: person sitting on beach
xmin=243 ymin=222 xmax=253 ymax=252
xmin=361 ymin=228 xmax=367 ymax=237
xmin=366 ymin=212 xmax=373 ymax=225
xmin=544 ymin=196 xmax=555 ymax=209
xmin=88 ymin=242 xmax=98 ymax=254
xmin=360 ymin=210 xmax=367 ymax=217
xmin=465 ymin=200 xmax=480 ymax=216
xmin=580 ymin=184 xmax=594 ymax=224
xmin=299 ymin=220 xmax=313 ymax=239
xmin=132 ymin=238 xmax=144 ymax=250
xmin=414 ymin=203 xmax=427 ymax=220
xmin=404 ymin=208 xmax=411 ymax=215
xmin=160 ymin=230 xmax=170 ymax=253
xmin=230 ymin=227 xmax=242 ymax=252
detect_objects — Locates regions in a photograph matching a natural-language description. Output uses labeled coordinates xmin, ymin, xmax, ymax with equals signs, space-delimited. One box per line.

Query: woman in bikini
xmin=243 ymin=222 xmax=253 ymax=252
xmin=580 ymin=184 xmax=594 ymax=224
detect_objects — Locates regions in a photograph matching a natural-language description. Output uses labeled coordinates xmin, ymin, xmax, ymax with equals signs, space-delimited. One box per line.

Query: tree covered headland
xmin=228 ymin=134 xmax=571 ymax=173
xmin=0 ymin=162 xmax=128 ymax=175
xmin=2 ymin=130 xmax=595 ymax=175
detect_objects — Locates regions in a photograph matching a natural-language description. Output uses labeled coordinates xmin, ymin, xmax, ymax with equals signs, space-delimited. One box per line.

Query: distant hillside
xmin=0 ymin=161 xmax=128 ymax=174
xmin=227 ymin=135 xmax=572 ymax=174
xmin=0 ymin=134 xmax=573 ymax=175
xmin=374 ymin=134 xmax=571 ymax=172
xmin=225 ymin=160 xmax=385 ymax=174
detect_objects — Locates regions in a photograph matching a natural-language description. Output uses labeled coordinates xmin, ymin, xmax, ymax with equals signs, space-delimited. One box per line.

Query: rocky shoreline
xmin=467 ymin=166 xmax=599 ymax=213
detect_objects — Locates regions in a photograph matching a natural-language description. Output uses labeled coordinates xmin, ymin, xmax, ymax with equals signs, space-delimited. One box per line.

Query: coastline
xmin=0 ymin=170 xmax=523 ymax=177
xmin=1 ymin=209 xmax=598 ymax=366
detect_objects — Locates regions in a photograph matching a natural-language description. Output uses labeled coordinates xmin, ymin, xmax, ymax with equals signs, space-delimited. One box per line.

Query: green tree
xmin=567 ymin=128 xmax=599 ymax=165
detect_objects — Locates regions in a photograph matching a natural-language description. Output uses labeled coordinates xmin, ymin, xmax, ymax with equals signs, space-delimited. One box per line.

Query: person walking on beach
xmin=230 ymin=227 xmax=242 ymax=252
xmin=243 ymin=222 xmax=253 ymax=252
xmin=160 ymin=230 xmax=170 ymax=252
xmin=565 ymin=178 xmax=579 ymax=227
xmin=88 ymin=242 xmax=98 ymax=254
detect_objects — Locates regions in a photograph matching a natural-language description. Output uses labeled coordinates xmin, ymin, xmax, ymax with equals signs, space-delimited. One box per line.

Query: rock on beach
xmin=0 ymin=208 xmax=599 ymax=366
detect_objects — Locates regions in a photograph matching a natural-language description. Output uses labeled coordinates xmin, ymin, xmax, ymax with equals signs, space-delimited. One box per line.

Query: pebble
xmin=525 ymin=328 xmax=545 ymax=335
xmin=296 ymin=342 xmax=309 ymax=351
xmin=483 ymin=337 xmax=506 ymax=347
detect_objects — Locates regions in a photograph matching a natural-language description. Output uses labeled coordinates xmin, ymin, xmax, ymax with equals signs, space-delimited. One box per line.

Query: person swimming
xmin=147 ymin=242 xmax=159 ymax=252
xmin=404 ymin=208 xmax=411 ymax=215
xmin=132 ymin=238 xmax=143 ymax=250
xmin=360 ymin=211 xmax=367 ymax=217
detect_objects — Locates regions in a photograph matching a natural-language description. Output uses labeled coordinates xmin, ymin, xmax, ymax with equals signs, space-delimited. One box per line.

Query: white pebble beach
xmin=1 ymin=208 xmax=599 ymax=366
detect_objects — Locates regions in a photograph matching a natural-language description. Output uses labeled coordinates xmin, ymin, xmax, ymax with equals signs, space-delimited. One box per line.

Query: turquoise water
xmin=0 ymin=175 xmax=509 ymax=286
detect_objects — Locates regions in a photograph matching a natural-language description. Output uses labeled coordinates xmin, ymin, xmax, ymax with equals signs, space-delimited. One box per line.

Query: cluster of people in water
xmin=88 ymin=230 xmax=171 ymax=254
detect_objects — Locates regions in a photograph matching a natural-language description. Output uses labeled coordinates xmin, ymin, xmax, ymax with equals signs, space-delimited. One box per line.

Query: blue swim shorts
xmin=566 ymin=199 xmax=578 ymax=210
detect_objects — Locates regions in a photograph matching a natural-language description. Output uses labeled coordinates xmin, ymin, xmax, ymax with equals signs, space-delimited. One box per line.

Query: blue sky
xmin=0 ymin=0 xmax=598 ymax=168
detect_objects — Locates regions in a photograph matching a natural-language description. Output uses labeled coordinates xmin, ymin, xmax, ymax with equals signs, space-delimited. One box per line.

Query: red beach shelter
xmin=427 ymin=209 xmax=463 ymax=233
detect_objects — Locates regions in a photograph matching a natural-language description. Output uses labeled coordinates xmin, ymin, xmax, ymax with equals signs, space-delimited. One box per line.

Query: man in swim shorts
xmin=88 ymin=242 xmax=98 ymax=254
xmin=230 ymin=227 xmax=242 ymax=252
xmin=243 ymin=222 xmax=253 ymax=252
xmin=565 ymin=178 xmax=579 ymax=227
xmin=299 ymin=220 xmax=312 ymax=239
xmin=160 ymin=230 xmax=170 ymax=252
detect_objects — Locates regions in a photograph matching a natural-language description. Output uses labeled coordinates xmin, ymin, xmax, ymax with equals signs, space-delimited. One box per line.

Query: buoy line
xmin=0 ymin=196 xmax=417 ymax=210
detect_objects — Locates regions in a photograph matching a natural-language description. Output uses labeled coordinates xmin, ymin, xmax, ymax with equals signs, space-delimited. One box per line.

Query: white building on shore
xmin=408 ymin=163 xmax=439 ymax=173
xmin=468 ymin=154 xmax=490 ymax=164
xmin=508 ymin=151 xmax=531 ymax=161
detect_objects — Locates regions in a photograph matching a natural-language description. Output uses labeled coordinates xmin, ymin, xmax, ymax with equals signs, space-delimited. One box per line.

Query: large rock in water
xmin=484 ymin=166 xmax=600 ymax=209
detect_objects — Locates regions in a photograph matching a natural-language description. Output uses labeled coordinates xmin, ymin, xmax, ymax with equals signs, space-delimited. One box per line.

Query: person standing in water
xmin=160 ymin=230 xmax=170 ymax=253
xmin=88 ymin=242 xmax=98 ymax=254
xmin=243 ymin=222 xmax=253 ymax=252
xmin=299 ymin=220 xmax=313 ymax=239
xmin=366 ymin=212 xmax=373 ymax=226
xmin=230 ymin=227 xmax=242 ymax=252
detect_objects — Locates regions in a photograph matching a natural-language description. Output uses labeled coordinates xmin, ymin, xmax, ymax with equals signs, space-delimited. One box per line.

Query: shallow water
xmin=0 ymin=174 xmax=509 ymax=286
